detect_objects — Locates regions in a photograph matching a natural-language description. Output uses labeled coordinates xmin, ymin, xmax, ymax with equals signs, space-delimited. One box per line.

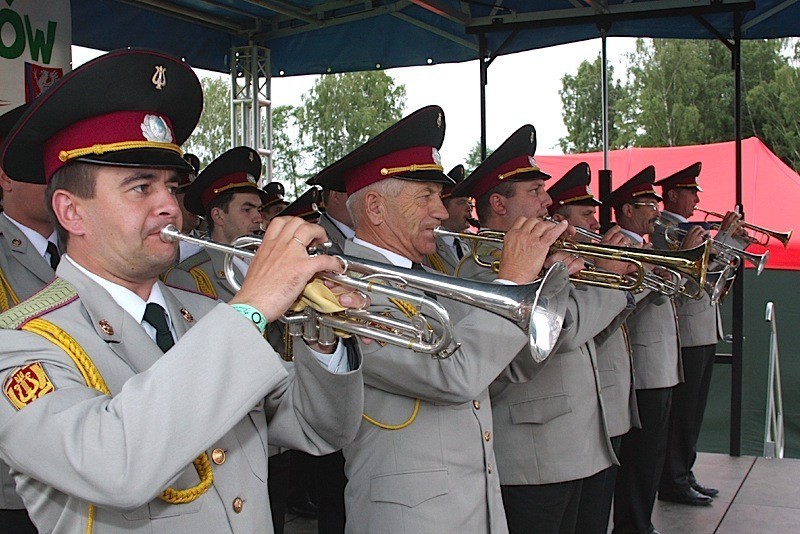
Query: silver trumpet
xmin=160 ymin=225 xmax=571 ymax=362
xmin=653 ymin=218 xmax=769 ymax=275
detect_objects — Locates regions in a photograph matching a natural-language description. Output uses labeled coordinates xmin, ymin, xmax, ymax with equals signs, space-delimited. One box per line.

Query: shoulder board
xmin=0 ymin=278 xmax=77 ymax=330
xmin=176 ymin=250 xmax=210 ymax=271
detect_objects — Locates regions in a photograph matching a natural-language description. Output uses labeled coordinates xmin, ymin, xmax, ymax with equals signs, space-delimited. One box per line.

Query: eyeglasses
xmin=631 ymin=202 xmax=659 ymax=211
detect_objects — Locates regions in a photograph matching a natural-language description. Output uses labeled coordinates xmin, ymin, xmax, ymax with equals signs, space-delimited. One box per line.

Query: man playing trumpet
xmin=652 ymin=162 xmax=744 ymax=507
xmin=547 ymin=162 xmax=642 ymax=534
xmin=452 ymin=126 xmax=634 ymax=534
xmin=0 ymin=49 xmax=364 ymax=533
xmin=610 ymin=166 xmax=681 ymax=534
xmin=314 ymin=106 xmax=566 ymax=533
xmin=164 ymin=146 xmax=268 ymax=302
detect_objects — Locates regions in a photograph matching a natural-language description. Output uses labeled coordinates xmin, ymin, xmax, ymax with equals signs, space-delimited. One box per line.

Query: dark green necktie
xmin=143 ymin=303 xmax=175 ymax=352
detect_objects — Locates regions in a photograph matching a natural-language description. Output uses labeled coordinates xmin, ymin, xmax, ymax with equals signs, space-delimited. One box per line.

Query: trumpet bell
xmin=526 ymin=263 xmax=570 ymax=359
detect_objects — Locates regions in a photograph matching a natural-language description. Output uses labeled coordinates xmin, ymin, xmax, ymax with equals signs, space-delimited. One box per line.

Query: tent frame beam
xmin=466 ymin=0 xmax=754 ymax=33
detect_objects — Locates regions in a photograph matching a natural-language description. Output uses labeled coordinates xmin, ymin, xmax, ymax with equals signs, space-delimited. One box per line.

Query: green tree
xmin=183 ymin=76 xmax=231 ymax=167
xmin=297 ymin=71 xmax=406 ymax=171
xmin=464 ymin=141 xmax=494 ymax=175
xmin=559 ymin=55 xmax=635 ymax=153
xmin=560 ymin=38 xmax=800 ymax=171
xmin=271 ymin=104 xmax=307 ymax=196
xmin=746 ymin=62 xmax=800 ymax=171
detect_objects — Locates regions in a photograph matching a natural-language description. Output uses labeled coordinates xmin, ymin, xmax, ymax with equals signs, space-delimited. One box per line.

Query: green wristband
xmin=231 ymin=304 xmax=268 ymax=334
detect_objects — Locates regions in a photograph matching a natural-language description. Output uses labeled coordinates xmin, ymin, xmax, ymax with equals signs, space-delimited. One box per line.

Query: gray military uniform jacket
xmin=625 ymin=289 xmax=683 ymax=389
xmin=0 ymin=259 xmax=363 ymax=533
xmin=0 ymin=213 xmax=57 ymax=510
xmin=650 ymin=210 xmax=722 ymax=347
xmin=459 ymin=254 xmax=627 ymax=485
xmin=423 ymin=235 xmax=463 ymax=275
xmin=317 ymin=212 xmax=349 ymax=252
xmin=341 ymin=239 xmax=537 ymax=534
xmin=164 ymin=248 xmax=240 ymax=302
xmin=594 ymin=300 xmax=645 ymax=438
xmin=0 ymin=213 xmax=56 ymax=311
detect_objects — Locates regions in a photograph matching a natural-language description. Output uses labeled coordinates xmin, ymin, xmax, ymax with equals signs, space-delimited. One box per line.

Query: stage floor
xmin=283 ymin=452 xmax=800 ymax=533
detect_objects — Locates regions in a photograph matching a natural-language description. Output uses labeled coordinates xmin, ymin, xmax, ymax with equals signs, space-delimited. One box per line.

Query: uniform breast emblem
xmin=4 ymin=363 xmax=55 ymax=410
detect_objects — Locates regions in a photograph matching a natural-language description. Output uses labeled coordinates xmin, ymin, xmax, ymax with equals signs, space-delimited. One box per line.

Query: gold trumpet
xmin=694 ymin=208 xmax=792 ymax=248
xmin=434 ymin=227 xmax=711 ymax=298
xmin=160 ymin=225 xmax=571 ymax=363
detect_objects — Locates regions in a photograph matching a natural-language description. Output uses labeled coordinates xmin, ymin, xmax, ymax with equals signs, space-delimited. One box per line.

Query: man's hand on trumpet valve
xmin=594 ymin=226 xmax=638 ymax=276
xmin=498 ymin=217 xmax=568 ymax=284
xmin=719 ymin=210 xmax=748 ymax=239
xmin=680 ymin=225 xmax=707 ymax=250
xmin=230 ymin=216 xmax=357 ymax=322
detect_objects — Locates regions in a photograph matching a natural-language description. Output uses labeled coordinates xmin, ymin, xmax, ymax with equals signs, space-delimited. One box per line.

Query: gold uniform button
xmin=472 ymin=400 xmax=480 ymax=410
xmin=484 ymin=431 xmax=491 ymax=442
xmin=211 ymin=448 xmax=226 ymax=465
xmin=233 ymin=497 xmax=243 ymax=513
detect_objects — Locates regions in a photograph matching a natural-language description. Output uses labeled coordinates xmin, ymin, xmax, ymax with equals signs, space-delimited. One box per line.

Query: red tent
xmin=536 ymin=137 xmax=799 ymax=271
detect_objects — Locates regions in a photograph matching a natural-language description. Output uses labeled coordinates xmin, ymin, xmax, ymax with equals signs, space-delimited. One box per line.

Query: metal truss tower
xmin=230 ymin=45 xmax=272 ymax=185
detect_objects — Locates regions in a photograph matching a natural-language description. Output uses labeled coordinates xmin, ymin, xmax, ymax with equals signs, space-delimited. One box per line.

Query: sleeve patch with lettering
xmin=4 ymin=363 xmax=55 ymax=410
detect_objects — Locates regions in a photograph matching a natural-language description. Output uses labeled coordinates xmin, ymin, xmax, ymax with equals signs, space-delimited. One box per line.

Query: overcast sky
xmin=74 ymin=37 xmax=638 ymax=171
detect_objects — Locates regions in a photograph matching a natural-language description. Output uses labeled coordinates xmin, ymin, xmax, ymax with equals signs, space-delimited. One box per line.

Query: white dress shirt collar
xmin=64 ymin=255 xmax=173 ymax=335
xmin=4 ymin=213 xmax=57 ymax=259
xmin=661 ymin=209 xmax=689 ymax=223
xmin=352 ymin=237 xmax=412 ymax=268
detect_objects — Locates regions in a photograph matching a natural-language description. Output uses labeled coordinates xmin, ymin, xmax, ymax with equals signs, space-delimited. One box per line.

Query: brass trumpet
xmin=568 ymin=225 xmax=685 ymax=298
xmin=160 ymin=225 xmax=571 ymax=363
xmin=434 ymin=227 xmax=711 ymax=298
xmin=694 ymin=208 xmax=792 ymax=248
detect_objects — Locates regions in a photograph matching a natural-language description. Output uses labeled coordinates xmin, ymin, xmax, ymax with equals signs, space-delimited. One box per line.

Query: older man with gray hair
xmin=315 ymin=105 xmax=568 ymax=534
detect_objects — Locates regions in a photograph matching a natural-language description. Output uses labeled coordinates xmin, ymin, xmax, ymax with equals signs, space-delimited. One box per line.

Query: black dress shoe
xmin=691 ymin=481 xmax=719 ymax=497
xmin=658 ymin=487 xmax=713 ymax=506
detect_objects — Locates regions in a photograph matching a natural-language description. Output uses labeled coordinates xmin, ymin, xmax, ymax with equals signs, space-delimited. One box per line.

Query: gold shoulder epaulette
xmin=0 ymin=278 xmax=77 ymax=330
xmin=176 ymin=250 xmax=209 ymax=271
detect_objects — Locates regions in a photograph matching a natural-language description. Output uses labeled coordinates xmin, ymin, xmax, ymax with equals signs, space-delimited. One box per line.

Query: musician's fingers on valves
xmin=498 ymin=216 xmax=567 ymax=284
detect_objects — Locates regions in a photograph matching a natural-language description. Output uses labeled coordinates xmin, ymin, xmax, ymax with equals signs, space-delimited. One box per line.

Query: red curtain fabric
xmin=536 ymin=137 xmax=799 ymax=271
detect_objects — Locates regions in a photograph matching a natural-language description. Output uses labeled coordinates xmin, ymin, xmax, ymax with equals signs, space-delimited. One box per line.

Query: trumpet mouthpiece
xmin=160 ymin=224 xmax=180 ymax=243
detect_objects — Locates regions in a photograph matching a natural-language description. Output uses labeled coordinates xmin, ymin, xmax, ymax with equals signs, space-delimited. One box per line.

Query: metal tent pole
xmin=730 ymin=11 xmax=744 ymax=457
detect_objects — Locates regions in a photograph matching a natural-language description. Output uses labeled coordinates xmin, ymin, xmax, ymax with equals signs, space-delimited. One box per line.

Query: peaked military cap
xmin=313 ymin=106 xmax=453 ymax=195
xmin=441 ymin=164 xmax=466 ymax=200
xmin=547 ymin=162 xmax=601 ymax=215
xmin=654 ymin=161 xmax=703 ymax=192
xmin=1 ymin=48 xmax=202 ymax=184
xmin=177 ymin=153 xmax=201 ymax=190
xmin=452 ymin=125 xmax=551 ymax=200
xmin=0 ymin=103 xmax=29 ymax=145
xmin=0 ymin=104 xmax=30 ymax=180
xmin=260 ymin=181 xmax=287 ymax=211
xmin=184 ymin=146 xmax=266 ymax=216
xmin=277 ymin=186 xmax=322 ymax=221
xmin=606 ymin=165 xmax=662 ymax=207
